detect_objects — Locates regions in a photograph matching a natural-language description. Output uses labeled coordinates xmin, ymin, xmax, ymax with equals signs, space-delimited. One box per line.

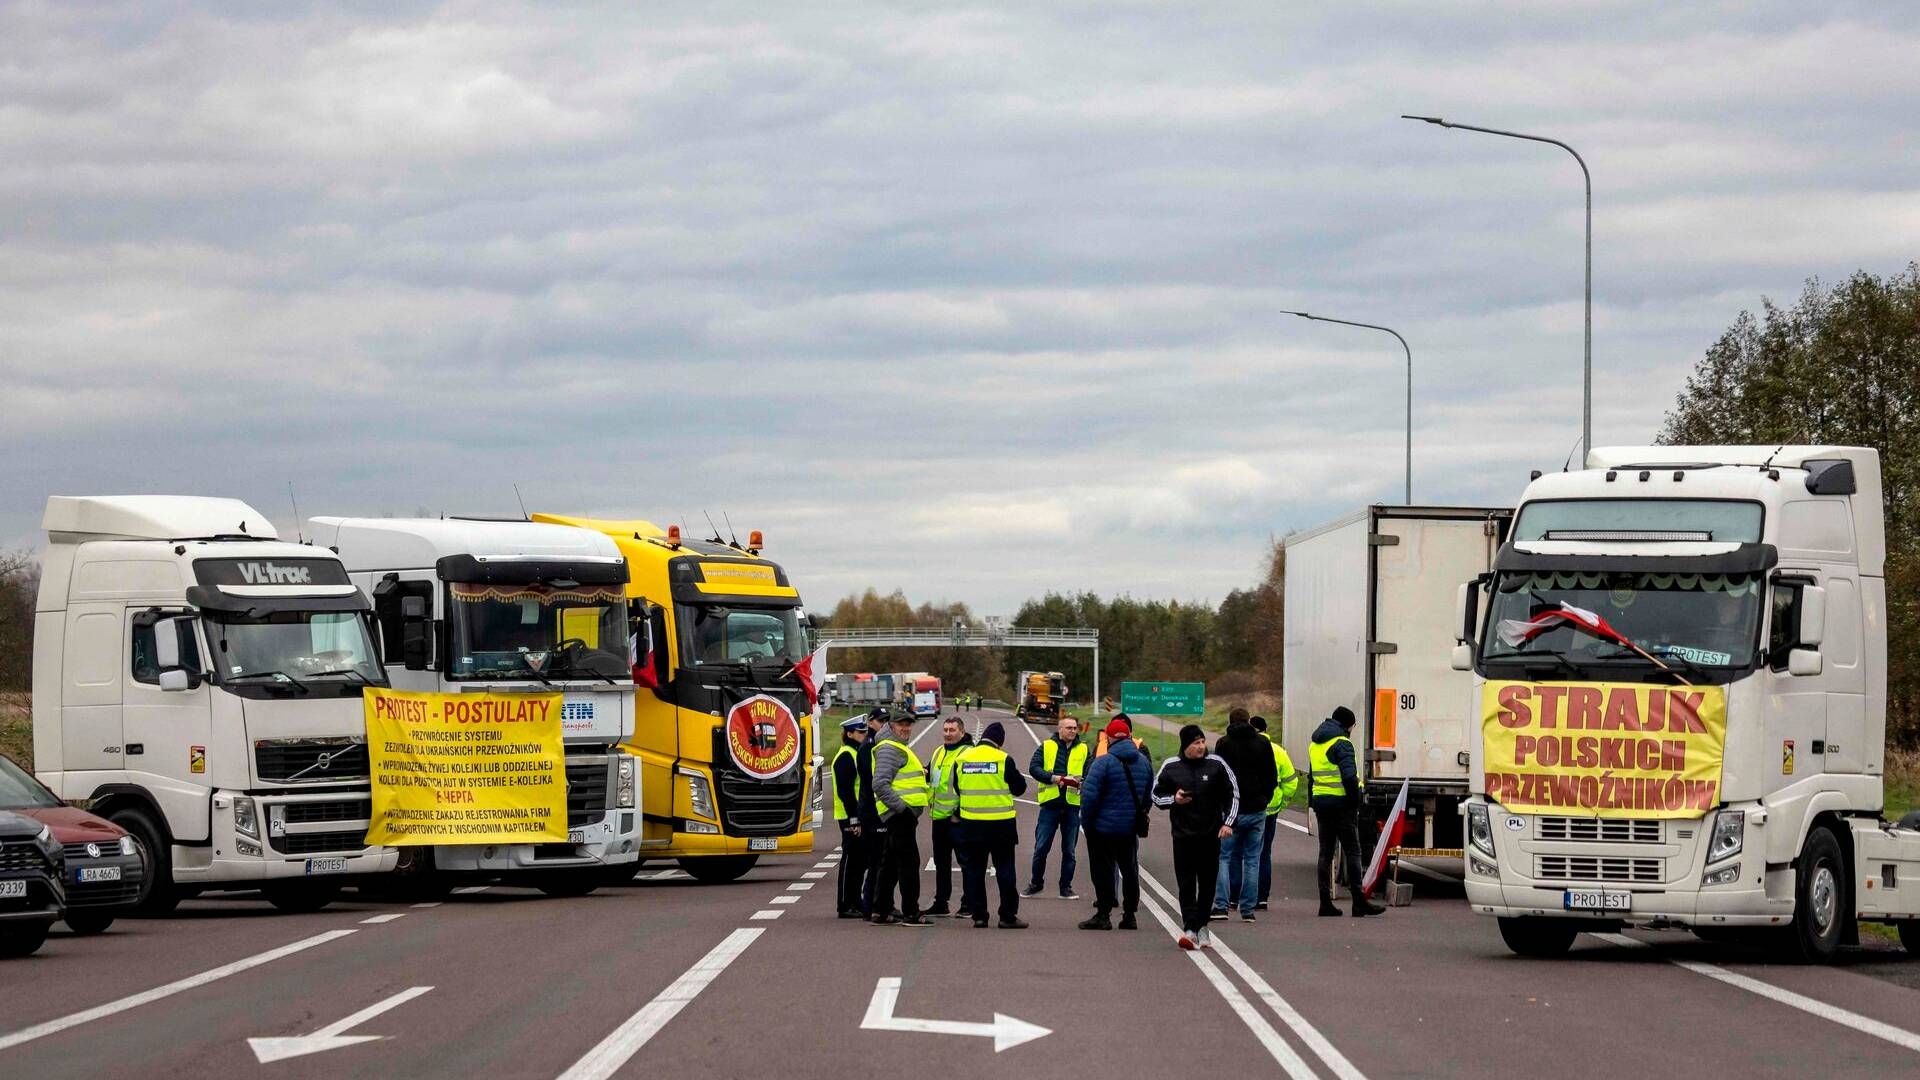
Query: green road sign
xmin=1120 ymin=681 xmax=1205 ymax=716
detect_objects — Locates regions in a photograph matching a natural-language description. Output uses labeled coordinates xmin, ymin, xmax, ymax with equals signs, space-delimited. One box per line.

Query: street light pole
xmin=1282 ymin=311 xmax=1413 ymax=503
xmin=1402 ymin=114 xmax=1591 ymax=458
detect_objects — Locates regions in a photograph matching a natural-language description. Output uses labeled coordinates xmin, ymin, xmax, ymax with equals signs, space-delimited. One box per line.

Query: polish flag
xmin=791 ymin=643 xmax=830 ymax=710
xmin=1497 ymin=601 xmax=1631 ymax=650
xmin=629 ymin=612 xmax=659 ymax=689
xmin=1361 ymin=778 xmax=1410 ymax=898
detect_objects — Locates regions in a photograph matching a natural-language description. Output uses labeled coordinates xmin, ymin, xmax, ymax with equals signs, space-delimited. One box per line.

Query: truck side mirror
xmin=153 ymin=618 xmax=181 ymax=669
xmin=1455 ymin=583 xmax=1472 ymax=643
xmin=1451 ymin=643 xmax=1474 ymax=672
xmin=1787 ymin=648 xmax=1823 ymax=677
xmin=400 ymin=594 xmax=431 ymax=671
xmin=158 ymin=669 xmax=191 ymax=692
xmin=1798 ymin=585 xmax=1826 ymax=648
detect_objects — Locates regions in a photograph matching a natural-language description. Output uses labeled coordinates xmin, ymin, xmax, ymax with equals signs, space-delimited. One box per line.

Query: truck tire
xmin=598 ymin=861 xmax=644 ymax=885
xmin=1497 ymin=916 xmax=1579 ymax=958
xmin=677 ymin=855 xmax=758 ymax=884
xmin=62 ymin=911 xmax=116 ymax=935
xmin=261 ymin=882 xmax=339 ymax=914
xmin=0 ymin=922 xmax=52 ymax=958
xmin=1781 ymin=826 xmax=1847 ymax=963
xmin=534 ymin=871 xmax=603 ymax=898
xmin=109 ymin=806 xmax=179 ymax=915
xmin=1898 ymin=921 xmax=1920 ymax=956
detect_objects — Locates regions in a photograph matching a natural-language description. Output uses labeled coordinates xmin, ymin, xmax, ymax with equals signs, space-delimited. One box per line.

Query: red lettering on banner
xmin=1668 ymin=691 xmax=1707 ymax=734
xmin=1603 ymin=688 xmax=1642 ymax=731
xmin=1535 ymin=686 xmax=1566 ymax=729
xmin=1567 ymin=687 xmax=1602 ymax=729
xmin=1497 ymin=684 xmax=1532 ymax=728
xmin=1514 ymin=735 xmax=1535 ymax=765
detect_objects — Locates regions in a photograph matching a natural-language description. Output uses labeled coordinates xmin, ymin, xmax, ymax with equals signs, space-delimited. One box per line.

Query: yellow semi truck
xmin=531 ymin=516 xmax=818 ymax=882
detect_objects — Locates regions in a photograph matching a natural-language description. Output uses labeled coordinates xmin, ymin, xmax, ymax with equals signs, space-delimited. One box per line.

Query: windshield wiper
xmin=308 ymin=668 xmax=376 ymax=686
xmin=551 ymin=657 xmax=618 ymax=685
xmin=1483 ymin=648 xmax=1582 ymax=678
xmin=225 ymin=671 xmax=311 ymax=694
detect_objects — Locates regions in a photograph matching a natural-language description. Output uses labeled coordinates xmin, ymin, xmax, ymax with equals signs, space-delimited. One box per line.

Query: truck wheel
xmin=0 ymin=922 xmax=52 ymax=958
xmin=109 ymin=807 xmax=179 ymax=915
xmin=1497 ymin=916 xmax=1579 ymax=958
xmin=677 ymin=855 xmax=759 ymax=884
xmin=62 ymin=911 xmax=116 ymax=935
xmin=598 ymin=861 xmax=644 ymax=885
xmin=1782 ymin=826 xmax=1847 ymax=963
xmin=261 ymin=882 xmax=339 ymax=914
xmin=534 ymin=871 xmax=602 ymax=898
xmin=1898 ymin=921 xmax=1920 ymax=955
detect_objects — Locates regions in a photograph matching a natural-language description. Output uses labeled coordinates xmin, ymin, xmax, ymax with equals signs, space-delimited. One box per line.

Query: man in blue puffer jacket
xmin=1077 ymin=718 xmax=1154 ymax=930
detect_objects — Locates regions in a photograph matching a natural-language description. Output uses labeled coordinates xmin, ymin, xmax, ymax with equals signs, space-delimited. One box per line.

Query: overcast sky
xmin=4 ymin=2 xmax=1916 ymax=614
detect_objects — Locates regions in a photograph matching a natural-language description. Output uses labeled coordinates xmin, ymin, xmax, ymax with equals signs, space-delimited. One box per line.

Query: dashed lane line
xmin=750 ymin=910 xmax=785 ymax=921
xmin=452 ymin=886 xmax=491 ymax=895
xmin=787 ymin=882 xmax=816 ymax=891
xmin=556 ymin=928 xmax=765 ymax=1080
xmin=360 ymin=913 xmax=408 ymax=925
xmin=0 ymin=930 xmax=359 ymax=1053
xmin=801 ymin=871 xmax=828 ymax=879
xmin=770 ymin=895 xmax=801 ymax=905
xmin=411 ymin=902 xmax=444 ymax=909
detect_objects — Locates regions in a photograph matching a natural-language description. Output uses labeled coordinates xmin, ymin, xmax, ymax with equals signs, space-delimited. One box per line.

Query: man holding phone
xmin=1026 ymin=716 xmax=1088 ymax=900
xmin=1151 ymin=725 xmax=1239 ymax=950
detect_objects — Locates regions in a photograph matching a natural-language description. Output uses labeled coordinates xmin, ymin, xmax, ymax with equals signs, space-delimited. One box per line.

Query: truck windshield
xmin=204 ymin=610 xmax=387 ymax=695
xmin=448 ymin=582 xmax=631 ymax=681
xmin=679 ymin=604 xmax=807 ymax=667
xmin=1482 ymin=570 xmax=1764 ymax=675
xmin=0 ymin=756 xmax=61 ymax=809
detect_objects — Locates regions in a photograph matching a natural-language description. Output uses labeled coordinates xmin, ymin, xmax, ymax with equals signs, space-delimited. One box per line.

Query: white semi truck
xmin=32 ymin=497 xmax=398 ymax=913
xmin=1283 ymin=506 xmax=1511 ymax=851
xmin=311 ymin=517 xmax=641 ymax=894
xmin=1458 ymin=446 xmax=1920 ymax=960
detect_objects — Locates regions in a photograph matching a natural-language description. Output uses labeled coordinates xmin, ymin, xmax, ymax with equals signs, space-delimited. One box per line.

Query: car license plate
xmin=567 ymin=830 xmax=587 ymax=845
xmin=77 ymin=866 xmax=121 ymax=883
xmin=748 ymin=837 xmax=776 ymax=852
xmin=1564 ymin=889 xmax=1632 ymax=912
xmin=304 ymin=858 xmax=348 ymax=875
xmin=0 ymin=880 xmax=25 ymax=899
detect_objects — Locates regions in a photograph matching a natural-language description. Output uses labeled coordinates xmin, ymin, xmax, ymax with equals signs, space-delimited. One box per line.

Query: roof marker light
xmin=666 ymin=525 xmax=682 ymax=549
xmin=748 ymin=530 xmax=763 ymax=554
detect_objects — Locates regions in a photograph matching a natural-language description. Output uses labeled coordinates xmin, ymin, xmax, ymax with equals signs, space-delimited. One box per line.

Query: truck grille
xmin=564 ymin=756 xmax=611 ymax=829
xmin=271 ymin=832 xmax=368 ymax=855
xmin=255 ymin=739 xmax=369 ymax=783
xmin=1535 ymin=855 xmax=1662 ymax=883
xmin=1535 ymin=817 xmax=1661 ymax=843
xmin=267 ymin=796 xmax=373 ymax=855
xmin=0 ymin=840 xmax=51 ymax=873
xmin=716 ymin=772 xmax=801 ymax=836
xmin=285 ymin=799 xmax=371 ymax=825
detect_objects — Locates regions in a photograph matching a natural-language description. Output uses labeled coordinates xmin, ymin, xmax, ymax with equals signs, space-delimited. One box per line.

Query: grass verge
xmin=0 ymin=693 xmax=29 ymax=769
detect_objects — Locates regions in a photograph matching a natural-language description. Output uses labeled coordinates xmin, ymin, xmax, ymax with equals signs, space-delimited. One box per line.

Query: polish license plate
xmin=0 ymin=880 xmax=24 ymax=898
xmin=304 ymin=858 xmax=348 ymax=875
xmin=77 ymin=866 xmax=121 ymax=883
xmin=1564 ymin=889 xmax=1631 ymax=912
xmin=748 ymin=837 xmax=777 ymax=852
xmin=567 ymin=830 xmax=587 ymax=845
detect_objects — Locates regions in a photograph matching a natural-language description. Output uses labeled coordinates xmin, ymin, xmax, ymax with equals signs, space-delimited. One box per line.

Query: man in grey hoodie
xmin=870 ymin=711 xmax=932 ymax=925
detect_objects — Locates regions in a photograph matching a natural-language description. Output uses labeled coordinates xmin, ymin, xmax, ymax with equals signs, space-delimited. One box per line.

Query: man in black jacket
xmin=1310 ymin=706 xmax=1385 ymax=918
xmin=1151 ymin=725 xmax=1238 ymax=950
xmin=1211 ymin=707 xmax=1278 ymax=921
xmin=854 ymin=708 xmax=888 ymax=917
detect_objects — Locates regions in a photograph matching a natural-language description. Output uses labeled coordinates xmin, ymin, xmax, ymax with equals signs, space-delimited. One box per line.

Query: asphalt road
xmin=4 ymin=706 xmax=1918 ymax=1079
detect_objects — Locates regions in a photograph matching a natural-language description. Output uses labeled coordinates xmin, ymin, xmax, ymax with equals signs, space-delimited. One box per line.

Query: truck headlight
xmin=1707 ymin=810 xmax=1744 ymax=864
xmin=1702 ymin=864 xmax=1740 ymax=886
xmin=616 ymin=755 xmax=637 ymax=809
xmin=1469 ymin=855 xmax=1499 ymax=877
xmin=678 ymin=768 xmax=715 ymax=820
xmin=1467 ymin=802 xmax=1497 ymax=859
xmin=233 ymin=797 xmax=260 ymax=840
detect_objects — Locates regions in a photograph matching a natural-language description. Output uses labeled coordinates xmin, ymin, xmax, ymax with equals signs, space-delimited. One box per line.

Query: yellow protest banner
xmin=364 ymin=687 xmax=568 ymax=846
xmin=1481 ymin=681 xmax=1727 ymax=820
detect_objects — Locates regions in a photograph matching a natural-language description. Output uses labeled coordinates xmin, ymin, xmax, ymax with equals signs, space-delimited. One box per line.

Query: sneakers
xmin=1318 ymin=901 xmax=1343 ymax=917
xmin=1078 ymin=914 xmax=1112 ymax=931
xmin=837 ymin=909 xmax=864 ymax=920
xmin=1177 ymin=932 xmax=1197 ymax=951
xmin=1239 ymin=911 xmax=1256 ymax=923
xmin=1020 ymin=884 xmax=1044 ymax=898
xmin=1117 ymin=913 xmax=1138 ymax=930
xmin=954 ymin=908 xmax=975 ymax=920
xmin=1255 ymin=901 xmax=1269 ymax=911
xmin=924 ymin=901 xmax=951 ymax=917
xmin=1209 ymin=909 xmax=1229 ymax=921
xmin=998 ymin=917 xmax=1029 ymax=930
xmin=1059 ymin=889 xmax=1080 ymax=900
xmin=973 ymin=918 xmax=990 ymax=928
xmin=899 ymin=914 xmax=931 ymax=926
xmin=1353 ymin=900 xmax=1386 ymax=917
xmin=871 ymin=913 xmax=897 ymax=925
xmin=1198 ymin=927 xmax=1214 ymax=949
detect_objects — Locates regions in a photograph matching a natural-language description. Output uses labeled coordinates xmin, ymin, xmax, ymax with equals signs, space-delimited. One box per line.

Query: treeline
xmin=0 ymin=553 xmax=36 ymax=690
xmin=817 ymin=589 xmax=1007 ymax=699
xmin=1660 ymin=263 xmax=1920 ymax=747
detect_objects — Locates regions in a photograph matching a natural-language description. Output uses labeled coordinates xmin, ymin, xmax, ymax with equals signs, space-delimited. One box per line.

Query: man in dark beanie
xmin=953 ymin=722 xmax=1030 ymax=929
xmin=1211 ymin=707 xmax=1277 ymax=921
xmin=1310 ymin=706 xmax=1384 ymax=917
xmin=1151 ymin=724 xmax=1238 ymax=949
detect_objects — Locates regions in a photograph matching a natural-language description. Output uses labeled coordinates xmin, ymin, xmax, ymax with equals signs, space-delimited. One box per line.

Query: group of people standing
xmin=830 ymin=701 xmax=1384 ymax=949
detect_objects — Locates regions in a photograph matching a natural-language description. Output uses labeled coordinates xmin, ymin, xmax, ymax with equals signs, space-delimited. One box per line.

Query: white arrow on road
xmin=248 ymin=986 xmax=433 ymax=1064
xmin=924 ymin=858 xmax=993 ymax=875
xmin=860 ymin=976 xmax=1049 ymax=1052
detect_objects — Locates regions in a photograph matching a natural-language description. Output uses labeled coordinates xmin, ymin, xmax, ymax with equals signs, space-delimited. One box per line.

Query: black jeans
xmin=859 ymin=824 xmax=884 ymax=915
xmin=930 ymin=817 xmax=957 ymax=907
xmin=1314 ymin=801 xmax=1367 ymax=906
xmin=1086 ymin=830 xmax=1139 ymax=917
xmin=872 ymin=813 xmax=922 ymax=918
xmin=958 ymin=823 xmax=1020 ymax=922
xmin=836 ymin=822 xmax=868 ymax=913
xmin=1171 ymin=833 xmax=1221 ymax=932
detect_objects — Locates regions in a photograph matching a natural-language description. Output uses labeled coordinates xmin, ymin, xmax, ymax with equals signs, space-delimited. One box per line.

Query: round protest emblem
xmin=725 ymin=694 xmax=801 ymax=780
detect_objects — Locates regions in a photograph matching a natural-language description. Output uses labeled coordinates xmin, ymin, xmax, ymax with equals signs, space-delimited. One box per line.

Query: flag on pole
xmin=1497 ymin=601 xmax=1631 ymax=650
xmin=792 ymin=643 xmax=829 ymax=710
xmin=1361 ymin=777 xmax=1410 ymax=898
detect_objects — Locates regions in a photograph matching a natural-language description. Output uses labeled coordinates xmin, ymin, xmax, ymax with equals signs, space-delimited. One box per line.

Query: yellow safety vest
xmin=955 ymin=744 xmax=1016 ymax=821
xmin=1262 ymin=733 xmax=1300 ymax=813
xmin=876 ymin=736 xmax=930 ymax=810
xmin=831 ymin=744 xmax=862 ymax=821
xmin=929 ymin=741 xmax=969 ymax=821
xmin=1036 ymin=739 xmax=1089 ymax=806
xmin=1309 ymin=734 xmax=1353 ymax=800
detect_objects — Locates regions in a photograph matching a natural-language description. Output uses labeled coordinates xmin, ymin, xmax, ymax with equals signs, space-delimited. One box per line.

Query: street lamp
xmin=1282 ymin=311 xmax=1413 ymax=503
xmin=1402 ymin=114 xmax=1591 ymax=458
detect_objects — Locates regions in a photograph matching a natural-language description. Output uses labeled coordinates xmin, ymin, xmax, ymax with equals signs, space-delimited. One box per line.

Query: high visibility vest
xmin=929 ymin=741 xmax=969 ymax=820
xmin=876 ymin=736 xmax=930 ymax=810
xmin=1309 ymin=734 xmax=1353 ymax=800
xmin=1262 ymin=733 xmax=1300 ymax=813
xmin=1036 ymin=739 xmax=1089 ymax=806
xmin=955 ymin=744 xmax=1016 ymax=821
xmin=831 ymin=744 xmax=862 ymax=821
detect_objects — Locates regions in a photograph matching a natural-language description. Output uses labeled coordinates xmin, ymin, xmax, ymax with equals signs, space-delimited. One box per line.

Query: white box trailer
xmin=1283 ymin=505 xmax=1510 ymax=850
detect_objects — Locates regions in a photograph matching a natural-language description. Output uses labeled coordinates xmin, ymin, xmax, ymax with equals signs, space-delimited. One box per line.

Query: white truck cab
xmin=310 ymin=517 xmax=641 ymax=892
xmin=1459 ymin=447 xmax=1920 ymax=960
xmin=32 ymin=496 xmax=399 ymax=913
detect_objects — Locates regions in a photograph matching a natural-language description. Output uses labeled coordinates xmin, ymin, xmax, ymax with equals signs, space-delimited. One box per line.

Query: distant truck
xmin=831 ymin=673 xmax=894 ymax=706
xmin=32 ymin=497 xmax=398 ymax=914
xmin=897 ymin=674 xmax=941 ymax=718
xmin=1283 ymin=506 xmax=1511 ymax=852
xmin=1016 ymin=671 xmax=1067 ymax=722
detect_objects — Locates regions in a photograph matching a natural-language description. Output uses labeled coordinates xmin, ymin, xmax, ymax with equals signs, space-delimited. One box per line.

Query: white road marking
xmin=813 ymin=861 xmax=837 ymax=870
xmin=750 ymin=909 xmax=785 ymax=921
xmin=787 ymin=881 xmax=816 ymax=891
xmin=1595 ymin=934 xmax=1920 ymax=1054
xmin=359 ymin=913 xmax=407 ymax=925
xmin=1143 ymin=871 xmax=1367 ymax=1080
xmin=0 ymin=929 xmax=358 ymax=1053
xmin=860 ymin=976 xmax=1050 ymax=1052
xmin=1014 ymin=797 xmax=1040 ymax=806
xmin=410 ymin=902 xmax=444 ymax=909
xmin=771 ymin=895 xmax=801 ymax=905
xmin=1276 ymin=816 xmax=1308 ymax=834
xmin=557 ymin=928 xmax=764 ymax=1080
xmin=452 ymin=885 xmax=491 ymax=895
xmin=644 ymin=869 xmax=685 ymax=880
xmin=247 ymin=985 xmax=433 ymax=1064
xmin=802 ymin=871 xmax=828 ymax=879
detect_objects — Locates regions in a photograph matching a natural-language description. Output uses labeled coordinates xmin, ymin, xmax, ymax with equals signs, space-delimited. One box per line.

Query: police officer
xmin=854 ymin=707 xmax=888 ymax=916
xmin=954 ymin=722 xmax=1029 ymax=929
xmin=925 ymin=715 xmax=973 ymax=917
xmin=1310 ymin=706 xmax=1384 ymax=917
xmin=870 ymin=711 xmax=931 ymax=925
xmin=832 ymin=714 xmax=873 ymax=918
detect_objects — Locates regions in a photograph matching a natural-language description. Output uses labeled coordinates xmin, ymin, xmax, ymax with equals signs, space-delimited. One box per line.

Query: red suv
xmin=1 ymin=755 xmax=147 ymax=935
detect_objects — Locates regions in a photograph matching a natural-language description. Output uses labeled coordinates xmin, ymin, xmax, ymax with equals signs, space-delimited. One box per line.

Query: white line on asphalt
xmin=787 ymin=882 xmax=816 ymax=891
xmin=802 ymin=871 xmax=828 ymax=879
xmin=557 ymin=928 xmax=764 ymax=1080
xmin=812 ymin=861 xmax=837 ymax=869
xmin=1014 ymin=797 xmax=1040 ymax=806
xmin=1276 ymin=816 xmax=1308 ymax=834
xmin=0 ymin=929 xmax=358 ymax=1053
xmin=1134 ymin=890 xmax=1318 ymax=1078
xmin=750 ymin=909 xmax=784 ymax=921
xmin=359 ymin=913 xmax=407 ymax=925
xmin=770 ymin=895 xmax=800 ymax=905
xmin=452 ymin=885 xmax=491 ymax=894
xmin=644 ymin=869 xmax=685 ymax=880
xmin=410 ymin=902 xmax=444 ymax=909
xmin=1594 ymin=934 xmax=1920 ymax=1054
